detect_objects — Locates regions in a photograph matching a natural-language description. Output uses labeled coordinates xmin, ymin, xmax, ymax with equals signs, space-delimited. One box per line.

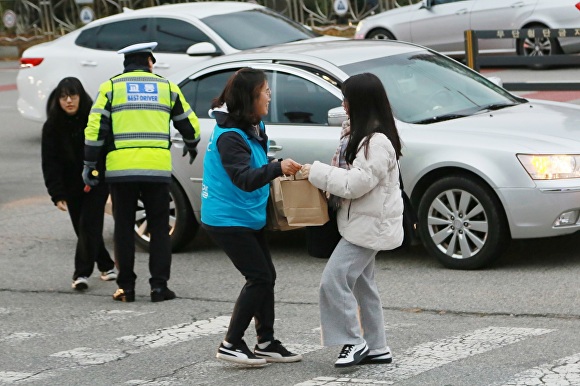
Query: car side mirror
xmin=186 ymin=42 xmax=222 ymax=57
xmin=328 ymin=106 xmax=347 ymax=126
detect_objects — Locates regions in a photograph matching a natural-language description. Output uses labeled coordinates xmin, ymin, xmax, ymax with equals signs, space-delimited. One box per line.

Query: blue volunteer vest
xmin=201 ymin=124 xmax=269 ymax=229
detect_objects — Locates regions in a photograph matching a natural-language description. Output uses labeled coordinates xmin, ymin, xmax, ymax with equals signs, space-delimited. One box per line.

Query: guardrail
xmin=464 ymin=28 xmax=580 ymax=92
xmin=464 ymin=28 xmax=580 ymax=71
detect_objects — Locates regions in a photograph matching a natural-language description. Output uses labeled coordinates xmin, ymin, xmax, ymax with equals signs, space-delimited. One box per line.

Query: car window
xmin=76 ymin=19 xmax=151 ymax=50
xmin=180 ymin=70 xmax=236 ymax=119
xmin=201 ymin=9 xmax=316 ymax=50
xmin=180 ymin=68 xmax=339 ymax=125
xmin=154 ymin=18 xmax=214 ymax=53
xmin=270 ymin=72 xmax=340 ymax=125
xmin=341 ymin=51 xmax=520 ymax=123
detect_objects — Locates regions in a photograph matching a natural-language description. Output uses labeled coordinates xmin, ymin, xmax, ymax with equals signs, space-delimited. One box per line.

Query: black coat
xmin=41 ymin=113 xmax=106 ymax=204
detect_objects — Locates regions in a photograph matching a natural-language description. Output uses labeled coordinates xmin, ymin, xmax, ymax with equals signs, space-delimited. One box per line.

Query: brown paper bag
xmin=266 ymin=177 xmax=301 ymax=231
xmin=279 ymin=175 xmax=329 ymax=226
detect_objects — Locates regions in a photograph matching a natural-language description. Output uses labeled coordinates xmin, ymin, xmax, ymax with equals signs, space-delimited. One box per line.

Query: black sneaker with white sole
xmin=254 ymin=340 xmax=302 ymax=363
xmin=72 ymin=277 xmax=88 ymax=291
xmin=216 ymin=340 xmax=268 ymax=366
xmin=334 ymin=341 xmax=369 ymax=368
xmin=358 ymin=348 xmax=393 ymax=365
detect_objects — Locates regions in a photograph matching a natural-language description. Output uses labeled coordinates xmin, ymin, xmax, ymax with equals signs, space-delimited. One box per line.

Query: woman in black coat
xmin=41 ymin=77 xmax=116 ymax=291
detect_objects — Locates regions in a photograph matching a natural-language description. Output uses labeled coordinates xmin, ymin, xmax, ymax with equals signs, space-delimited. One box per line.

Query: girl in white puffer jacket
xmin=301 ymin=72 xmax=403 ymax=368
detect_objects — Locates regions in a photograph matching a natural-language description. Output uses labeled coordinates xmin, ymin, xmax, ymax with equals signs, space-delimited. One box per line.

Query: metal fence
xmin=0 ymin=0 xmax=420 ymax=43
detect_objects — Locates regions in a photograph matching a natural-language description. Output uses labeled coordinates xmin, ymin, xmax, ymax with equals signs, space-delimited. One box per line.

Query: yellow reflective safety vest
xmin=85 ymin=70 xmax=200 ymax=183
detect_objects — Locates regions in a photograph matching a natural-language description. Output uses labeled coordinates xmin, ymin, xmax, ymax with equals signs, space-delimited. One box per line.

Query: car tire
xmin=417 ymin=175 xmax=509 ymax=270
xmin=134 ymin=179 xmax=199 ymax=252
xmin=367 ymin=28 xmax=396 ymax=41
xmin=516 ymin=23 xmax=562 ymax=67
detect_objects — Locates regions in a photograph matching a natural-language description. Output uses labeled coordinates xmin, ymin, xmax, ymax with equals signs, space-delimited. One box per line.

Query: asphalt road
xmin=0 ymin=61 xmax=579 ymax=386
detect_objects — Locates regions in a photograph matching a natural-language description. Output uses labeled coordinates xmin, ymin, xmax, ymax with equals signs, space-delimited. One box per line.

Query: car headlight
xmin=355 ymin=21 xmax=364 ymax=33
xmin=517 ymin=154 xmax=580 ymax=180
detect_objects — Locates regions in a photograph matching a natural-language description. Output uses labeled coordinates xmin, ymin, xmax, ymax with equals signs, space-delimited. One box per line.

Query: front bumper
xmin=500 ymin=185 xmax=580 ymax=239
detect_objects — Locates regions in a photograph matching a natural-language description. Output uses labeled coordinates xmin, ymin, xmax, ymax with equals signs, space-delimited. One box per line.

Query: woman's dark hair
xmin=342 ymin=73 xmax=402 ymax=165
xmin=211 ymin=67 xmax=267 ymax=127
xmin=45 ymin=77 xmax=93 ymax=124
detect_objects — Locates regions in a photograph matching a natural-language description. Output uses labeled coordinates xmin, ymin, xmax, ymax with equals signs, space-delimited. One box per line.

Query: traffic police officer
xmin=83 ymin=42 xmax=200 ymax=302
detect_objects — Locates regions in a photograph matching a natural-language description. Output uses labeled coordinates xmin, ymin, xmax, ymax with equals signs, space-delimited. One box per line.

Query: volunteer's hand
xmin=281 ymin=159 xmax=302 ymax=175
xmin=56 ymin=201 xmax=67 ymax=212
xmin=82 ymin=161 xmax=99 ymax=187
xmin=301 ymin=164 xmax=311 ymax=179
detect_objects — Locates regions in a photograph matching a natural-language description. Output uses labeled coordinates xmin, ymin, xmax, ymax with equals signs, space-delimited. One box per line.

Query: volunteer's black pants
xmin=205 ymin=228 xmax=276 ymax=345
xmin=110 ymin=182 xmax=171 ymax=291
xmin=67 ymin=182 xmax=114 ymax=280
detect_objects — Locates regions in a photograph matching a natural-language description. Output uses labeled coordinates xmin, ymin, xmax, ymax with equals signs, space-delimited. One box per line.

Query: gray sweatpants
xmin=319 ymin=237 xmax=388 ymax=351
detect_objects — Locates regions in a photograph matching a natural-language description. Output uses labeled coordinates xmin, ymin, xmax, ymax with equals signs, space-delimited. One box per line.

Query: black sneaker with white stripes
xmin=254 ymin=340 xmax=302 ymax=363
xmin=358 ymin=347 xmax=393 ymax=365
xmin=216 ymin=340 xmax=268 ymax=366
xmin=334 ymin=341 xmax=369 ymax=368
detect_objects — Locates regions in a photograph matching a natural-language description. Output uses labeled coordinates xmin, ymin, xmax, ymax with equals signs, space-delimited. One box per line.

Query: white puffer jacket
xmin=308 ymin=133 xmax=404 ymax=251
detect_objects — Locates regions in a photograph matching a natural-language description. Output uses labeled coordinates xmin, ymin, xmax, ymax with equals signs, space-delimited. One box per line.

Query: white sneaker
xmin=100 ymin=269 xmax=117 ymax=281
xmin=72 ymin=277 xmax=89 ymax=291
xmin=334 ymin=341 xmax=369 ymax=368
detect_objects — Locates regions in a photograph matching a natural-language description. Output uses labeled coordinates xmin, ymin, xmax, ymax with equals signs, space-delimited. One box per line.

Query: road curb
xmin=0 ymin=45 xmax=19 ymax=60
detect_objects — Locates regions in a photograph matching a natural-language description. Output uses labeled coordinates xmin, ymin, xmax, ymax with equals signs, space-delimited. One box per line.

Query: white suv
xmin=17 ymin=2 xmax=334 ymax=122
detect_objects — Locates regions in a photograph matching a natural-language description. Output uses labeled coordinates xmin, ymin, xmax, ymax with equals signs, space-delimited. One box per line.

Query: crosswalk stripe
xmin=50 ymin=347 xmax=127 ymax=365
xmin=295 ymin=327 xmax=554 ymax=386
xmin=0 ymin=371 xmax=52 ymax=383
xmin=495 ymin=352 xmax=580 ymax=386
xmin=0 ymin=332 xmax=43 ymax=343
xmin=116 ymin=315 xmax=230 ymax=350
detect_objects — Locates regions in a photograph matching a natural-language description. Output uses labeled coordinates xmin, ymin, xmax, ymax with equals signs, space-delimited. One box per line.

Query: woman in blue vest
xmin=202 ymin=68 xmax=303 ymax=367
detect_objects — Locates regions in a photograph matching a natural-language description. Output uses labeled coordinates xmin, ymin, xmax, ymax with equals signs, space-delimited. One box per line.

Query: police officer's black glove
xmin=182 ymin=138 xmax=200 ymax=165
xmin=82 ymin=161 xmax=100 ymax=187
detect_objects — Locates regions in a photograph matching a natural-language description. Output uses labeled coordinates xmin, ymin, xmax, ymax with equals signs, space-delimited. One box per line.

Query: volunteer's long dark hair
xmin=211 ymin=67 xmax=267 ymax=128
xmin=45 ymin=77 xmax=93 ymax=126
xmin=343 ymin=73 xmax=402 ymax=165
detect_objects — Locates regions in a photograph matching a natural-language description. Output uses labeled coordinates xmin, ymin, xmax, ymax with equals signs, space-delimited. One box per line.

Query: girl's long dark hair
xmin=342 ymin=73 xmax=402 ymax=165
xmin=45 ymin=77 xmax=92 ymax=125
xmin=211 ymin=68 xmax=267 ymax=128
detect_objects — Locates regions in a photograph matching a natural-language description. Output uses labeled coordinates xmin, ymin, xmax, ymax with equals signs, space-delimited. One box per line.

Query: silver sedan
xmin=131 ymin=39 xmax=580 ymax=270
xmin=354 ymin=0 xmax=580 ymax=58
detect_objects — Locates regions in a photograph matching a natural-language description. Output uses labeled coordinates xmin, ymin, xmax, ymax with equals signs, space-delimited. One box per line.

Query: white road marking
xmin=296 ymin=377 xmax=390 ymax=385
xmin=295 ymin=327 xmax=554 ymax=386
xmin=496 ymin=352 xmax=580 ymax=386
xmin=0 ymin=332 xmax=43 ymax=342
xmin=125 ymin=379 xmax=181 ymax=385
xmin=117 ymin=315 xmax=230 ymax=350
xmin=50 ymin=347 xmax=127 ymax=365
xmin=0 ymin=372 xmax=33 ymax=383
xmin=0 ymin=371 xmax=54 ymax=383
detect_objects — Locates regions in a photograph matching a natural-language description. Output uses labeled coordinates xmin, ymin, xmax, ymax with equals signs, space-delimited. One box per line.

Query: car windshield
xmin=340 ymin=51 xmax=523 ymax=124
xmin=202 ymin=9 xmax=317 ymax=50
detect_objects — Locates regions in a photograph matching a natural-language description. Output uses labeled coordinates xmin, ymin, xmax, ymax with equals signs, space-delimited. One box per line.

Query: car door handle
xmin=155 ymin=63 xmax=170 ymax=69
xmin=80 ymin=60 xmax=97 ymax=67
xmin=171 ymin=137 xmax=184 ymax=144
xmin=511 ymin=1 xmax=525 ymax=8
xmin=269 ymin=145 xmax=283 ymax=151
xmin=455 ymin=8 xmax=468 ymax=15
